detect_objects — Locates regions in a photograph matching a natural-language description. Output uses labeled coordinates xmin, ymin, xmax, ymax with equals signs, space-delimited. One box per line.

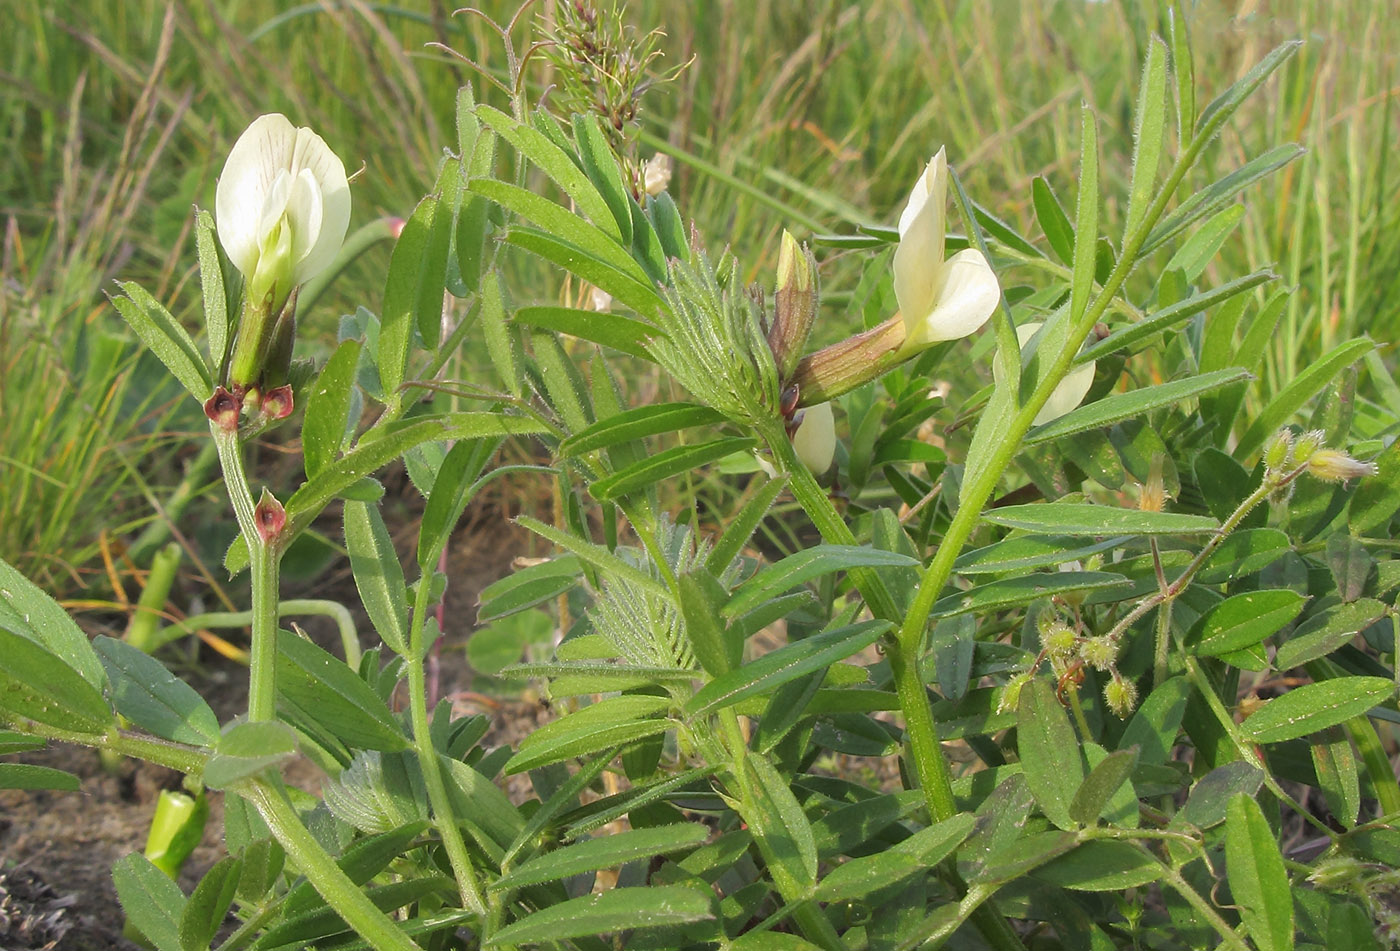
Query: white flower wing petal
xmin=909 ymin=248 xmax=1000 ymax=346
xmin=216 ymin=114 xmax=299 ymax=277
xmin=287 ymin=169 xmax=325 ymax=283
xmin=288 ymin=126 xmax=350 ymax=284
xmin=1036 ymin=360 xmax=1095 ymax=425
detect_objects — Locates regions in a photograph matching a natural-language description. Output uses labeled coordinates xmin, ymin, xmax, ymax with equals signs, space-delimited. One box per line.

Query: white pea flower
xmin=216 ymin=114 xmax=350 ymax=298
xmin=893 ymin=148 xmax=1001 ymax=353
xmin=216 ymin=114 xmax=350 ymax=387
xmin=792 ymin=402 xmax=836 ymax=474
xmin=994 ymin=321 xmax=1096 ymax=425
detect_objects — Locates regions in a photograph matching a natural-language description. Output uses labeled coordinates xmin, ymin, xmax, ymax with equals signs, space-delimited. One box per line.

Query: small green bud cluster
xmin=998 ymin=609 xmax=1138 ymax=717
xmin=1103 ymin=674 xmax=1138 ymax=719
xmin=1263 ymin=427 xmax=1378 ymax=488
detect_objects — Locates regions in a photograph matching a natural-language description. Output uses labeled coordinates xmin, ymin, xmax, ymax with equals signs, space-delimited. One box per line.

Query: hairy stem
xmin=1159 ymin=862 xmax=1251 ymax=951
xmin=246 ymin=544 xmax=280 ymax=722
xmin=212 ymin=427 xmax=281 ymax=722
xmin=246 ymin=780 xmax=423 ymax=951
xmin=407 ymin=572 xmax=487 ymax=917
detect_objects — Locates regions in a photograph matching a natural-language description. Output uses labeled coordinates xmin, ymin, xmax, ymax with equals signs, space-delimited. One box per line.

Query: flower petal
xmin=287 ymin=126 xmax=350 ymax=285
xmin=894 ymin=151 xmax=951 ymax=342
xmin=256 ymin=170 xmax=293 ymax=249
xmin=897 ymin=148 xmax=946 ymax=240
xmin=216 ymin=114 xmax=299 ymax=278
xmin=992 ymin=321 xmax=1096 ymax=425
xmin=793 ymin=402 xmax=836 ymax=473
xmin=906 ymin=248 xmax=1000 ymax=348
xmin=1036 ymin=359 xmax=1095 ymax=425
xmin=286 ymin=168 xmax=325 ymax=284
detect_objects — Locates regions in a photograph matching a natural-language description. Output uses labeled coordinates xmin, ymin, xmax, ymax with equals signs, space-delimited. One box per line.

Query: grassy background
xmin=3 ymin=0 xmax=1396 ymax=593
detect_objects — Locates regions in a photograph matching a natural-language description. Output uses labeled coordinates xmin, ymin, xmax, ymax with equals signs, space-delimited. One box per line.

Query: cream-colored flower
xmin=893 ymin=148 xmax=1001 ymax=352
xmin=642 ymin=154 xmax=672 ymax=197
xmin=994 ymin=321 xmax=1096 ymax=425
xmin=792 ymin=402 xmax=836 ymax=473
xmin=216 ymin=114 xmax=350 ymax=305
xmin=588 ymin=286 xmax=613 ymax=312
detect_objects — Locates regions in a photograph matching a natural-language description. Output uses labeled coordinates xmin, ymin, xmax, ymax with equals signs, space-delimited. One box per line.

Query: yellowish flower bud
xmin=1043 ymin=622 xmax=1077 ymax=662
xmin=1307 ymin=448 xmax=1379 ymax=483
xmin=1104 ymin=675 xmax=1138 ymax=718
xmin=642 ymin=154 xmax=671 ymax=197
xmin=768 ymin=231 xmax=818 ymax=381
xmin=1263 ymin=429 xmax=1293 ymax=472
xmin=1079 ymin=635 xmax=1118 ymax=671
xmin=1290 ymin=429 xmax=1327 ymax=467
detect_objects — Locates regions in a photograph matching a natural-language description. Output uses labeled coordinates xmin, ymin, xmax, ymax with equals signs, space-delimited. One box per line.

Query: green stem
xmin=719 ymin=710 xmax=843 ymax=951
xmin=215 ymin=899 xmax=283 ymax=951
xmin=1 ymin=718 xmax=208 ymax=775
xmin=407 ymin=571 xmax=487 ymax=917
xmin=759 ymin=422 xmax=1022 ymax=951
xmin=762 ymin=418 xmax=957 ymax=818
xmin=1182 ymin=656 xmax=1334 ymax=838
xmin=889 ymin=647 xmax=957 ymax=821
xmin=211 ymin=427 xmax=280 ymax=723
xmin=1067 ymin=684 xmax=1094 ymax=741
xmin=154 ymin=598 xmax=360 ymax=667
xmin=246 ymin=544 xmax=280 ymax=723
xmin=246 ymin=780 xmax=423 ymax=951
xmin=1153 ymin=598 xmax=1175 ymax=690
xmin=1159 ymin=862 xmax=1251 ymax=951
xmin=1098 ymin=464 xmax=1299 ymax=657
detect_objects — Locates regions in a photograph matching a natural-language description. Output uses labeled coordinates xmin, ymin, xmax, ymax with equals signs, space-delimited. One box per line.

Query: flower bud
xmin=1104 ymin=674 xmax=1138 ymax=718
xmin=1263 ymin=429 xmax=1293 ymax=472
xmin=792 ymin=402 xmax=836 ymax=474
xmin=1290 ymin=429 xmax=1327 ymax=467
xmin=1079 ymin=635 xmax=1118 ymax=671
xmin=643 ymin=154 xmax=671 ymax=197
xmin=1306 ymin=448 xmax=1378 ymax=483
xmin=768 ymin=231 xmax=818 ymax=381
xmin=1042 ymin=622 xmax=1077 ymax=662
xmin=1139 ymin=454 xmax=1167 ymax=512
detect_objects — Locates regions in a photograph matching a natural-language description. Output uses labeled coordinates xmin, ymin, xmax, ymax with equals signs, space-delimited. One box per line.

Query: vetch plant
xmin=2 ymin=6 xmax=1399 ymax=951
